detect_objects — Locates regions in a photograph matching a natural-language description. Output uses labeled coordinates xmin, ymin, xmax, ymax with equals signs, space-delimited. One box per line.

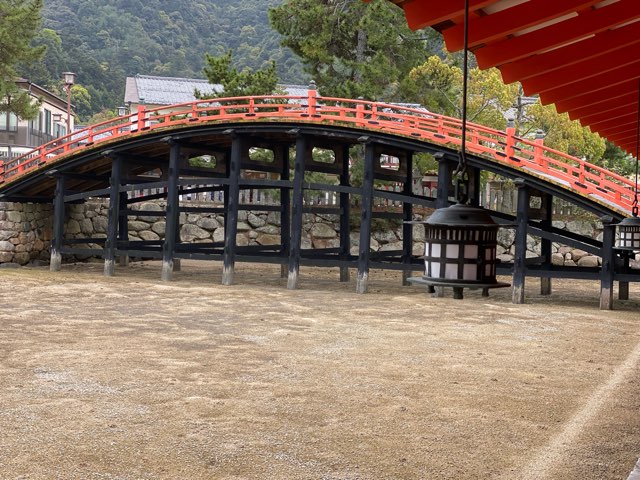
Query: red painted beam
xmin=567 ymin=92 xmax=639 ymax=121
xmin=401 ymin=0 xmax=496 ymax=31
xmin=538 ymin=61 xmax=640 ymax=105
xmin=522 ymin=43 xmax=640 ymax=95
xmin=604 ymin=131 xmax=639 ymax=146
xmin=597 ymin=122 xmax=639 ymax=139
xmin=475 ymin=1 xmax=640 ymax=69
xmin=555 ymin=79 xmax=638 ymax=113
xmin=500 ymin=21 xmax=640 ymax=84
xmin=591 ymin=117 xmax=639 ymax=138
xmin=443 ymin=0 xmax=600 ymax=51
xmin=580 ymin=104 xmax=640 ymax=128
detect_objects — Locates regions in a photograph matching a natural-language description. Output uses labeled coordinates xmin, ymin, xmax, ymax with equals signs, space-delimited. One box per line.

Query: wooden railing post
xmin=307 ymin=80 xmax=317 ymax=117
xmin=355 ymin=97 xmax=365 ymax=124
xmin=505 ymin=118 xmax=516 ymax=158
xmin=534 ymin=130 xmax=546 ymax=169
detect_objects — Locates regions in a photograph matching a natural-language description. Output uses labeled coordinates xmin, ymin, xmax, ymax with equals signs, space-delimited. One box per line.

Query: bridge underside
xmin=1 ymin=123 xmax=638 ymax=309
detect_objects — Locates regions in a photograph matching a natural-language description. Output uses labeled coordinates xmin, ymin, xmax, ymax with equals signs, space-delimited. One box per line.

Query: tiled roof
xmin=124 ymin=75 xmax=311 ymax=106
xmin=126 ymin=75 xmax=222 ymax=105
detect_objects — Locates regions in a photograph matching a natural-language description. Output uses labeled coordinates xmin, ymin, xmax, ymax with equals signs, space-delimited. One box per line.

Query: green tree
xmin=402 ymin=55 xmax=519 ymax=130
xmin=197 ymin=50 xmax=279 ymax=98
xmin=401 ymin=55 xmax=607 ymax=164
xmin=0 ymin=0 xmax=46 ymax=120
xmin=269 ymin=0 xmax=438 ymax=100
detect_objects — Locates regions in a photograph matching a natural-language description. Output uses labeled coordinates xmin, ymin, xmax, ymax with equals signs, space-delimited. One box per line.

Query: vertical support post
xmin=356 ymin=142 xmax=375 ymax=294
xmin=222 ymin=134 xmax=242 ymax=285
xmin=402 ymin=151 xmax=414 ymax=286
xmin=287 ymin=134 xmax=307 ymax=289
xmin=435 ymin=153 xmax=452 ymax=209
xmin=50 ymin=175 xmax=65 ymax=272
xmin=280 ymin=144 xmax=291 ymax=278
xmin=117 ymin=190 xmax=129 ymax=267
xmin=540 ymin=192 xmax=553 ymax=295
xmin=619 ymin=254 xmax=630 ymax=300
xmin=162 ymin=141 xmax=180 ymax=281
xmin=104 ymin=155 xmax=122 ymax=276
xmin=512 ymin=179 xmax=529 ymax=304
xmin=468 ymin=166 xmax=481 ymax=207
xmin=339 ymin=144 xmax=351 ymax=282
xmin=600 ymin=216 xmax=616 ymax=310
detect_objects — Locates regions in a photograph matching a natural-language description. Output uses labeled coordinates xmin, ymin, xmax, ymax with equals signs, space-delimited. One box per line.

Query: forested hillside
xmin=20 ymin=0 xmax=304 ymax=120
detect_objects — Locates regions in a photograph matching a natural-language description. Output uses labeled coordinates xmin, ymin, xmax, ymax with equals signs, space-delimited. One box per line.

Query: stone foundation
xmin=0 ymin=199 xmax=630 ymax=267
xmin=0 ymin=202 xmax=52 ymax=266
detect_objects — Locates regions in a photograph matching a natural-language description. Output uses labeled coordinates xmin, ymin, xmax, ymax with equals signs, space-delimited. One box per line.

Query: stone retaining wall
xmin=0 ymin=202 xmax=52 ymax=266
xmin=0 ymin=199 xmax=623 ymax=267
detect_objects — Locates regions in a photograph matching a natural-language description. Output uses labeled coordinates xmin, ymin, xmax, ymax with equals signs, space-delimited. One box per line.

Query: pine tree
xmin=269 ymin=0 xmax=439 ymax=100
xmin=197 ymin=50 xmax=279 ymax=98
xmin=0 ymin=0 xmax=46 ymax=119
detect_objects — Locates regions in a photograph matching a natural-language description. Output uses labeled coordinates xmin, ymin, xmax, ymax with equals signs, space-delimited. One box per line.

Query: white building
xmin=0 ymin=79 xmax=74 ymax=161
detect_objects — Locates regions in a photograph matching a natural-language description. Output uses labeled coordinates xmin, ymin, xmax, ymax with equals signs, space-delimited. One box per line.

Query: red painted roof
xmin=384 ymin=0 xmax=640 ymax=153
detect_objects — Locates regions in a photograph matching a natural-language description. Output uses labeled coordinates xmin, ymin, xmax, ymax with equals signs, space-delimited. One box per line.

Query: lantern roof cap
xmin=426 ymin=203 xmax=497 ymax=227
xmin=617 ymin=216 xmax=640 ymax=228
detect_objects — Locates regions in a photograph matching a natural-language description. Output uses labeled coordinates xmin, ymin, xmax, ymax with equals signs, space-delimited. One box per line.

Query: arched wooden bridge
xmin=0 ymin=91 xmax=637 ymax=308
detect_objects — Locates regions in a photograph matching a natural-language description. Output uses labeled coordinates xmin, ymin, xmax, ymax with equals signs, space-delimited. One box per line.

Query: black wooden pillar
xmin=540 ymin=192 xmax=553 ymax=295
xmin=619 ymin=255 xmax=630 ymax=300
xmin=104 ymin=155 xmax=122 ymax=276
xmin=435 ymin=154 xmax=452 ymax=209
xmin=402 ymin=151 xmax=414 ymax=286
xmin=222 ymin=134 xmax=242 ymax=285
xmin=287 ymin=134 xmax=307 ymax=289
xmin=161 ymin=141 xmax=180 ymax=281
xmin=356 ymin=142 xmax=375 ymax=294
xmin=600 ymin=216 xmax=616 ymax=310
xmin=512 ymin=179 xmax=529 ymax=304
xmin=339 ymin=144 xmax=351 ymax=282
xmin=49 ymin=175 xmax=66 ymax=272
xmin=118 ymin=190 xmax=129 ymax=266
xmin=431 ymin=154 xmax=453 ymax=296
xmin=280 ymin=144 xmax=291 ymax=278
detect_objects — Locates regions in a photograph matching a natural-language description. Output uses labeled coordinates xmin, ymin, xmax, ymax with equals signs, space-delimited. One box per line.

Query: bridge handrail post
xmin=533 ymin=134 xmax=546 ymax=170
xmin=505 ymin=123 xmax=516 ymax=159
xmin=307 ymin=83 xmax=317 ymax=116
xmin=133 ymin=104 xmax=147 ymax=131
xmin=354 ymin=96 xmax=366 ymax=125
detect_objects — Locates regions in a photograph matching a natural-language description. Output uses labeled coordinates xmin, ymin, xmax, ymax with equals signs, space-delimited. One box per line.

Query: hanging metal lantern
xmin=421 ymin=203 xmax=509 ymax=299
xmin=616 ymin=215 xmax=640 ymax=251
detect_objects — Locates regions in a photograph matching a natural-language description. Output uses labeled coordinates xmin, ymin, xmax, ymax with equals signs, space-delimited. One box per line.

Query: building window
xmin=0 ymin=112 xmax=18 ymax=132
xmin=44 ymin=109 xmax=52 ymax=135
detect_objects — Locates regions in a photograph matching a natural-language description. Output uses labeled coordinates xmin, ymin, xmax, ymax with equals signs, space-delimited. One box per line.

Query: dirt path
xmin=0 ymin=261 xmax=639 ymax=479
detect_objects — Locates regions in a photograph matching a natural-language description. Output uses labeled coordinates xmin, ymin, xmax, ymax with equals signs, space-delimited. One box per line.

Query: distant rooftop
xmin=124 ymin=74 xmax=313 ymax=106
xmin=124 ymin=75 xmax=222 ymax=106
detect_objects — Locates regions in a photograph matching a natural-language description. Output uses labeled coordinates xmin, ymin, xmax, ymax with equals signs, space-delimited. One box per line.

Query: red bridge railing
xmin=0 ymin=91 xmax=635 ymax=215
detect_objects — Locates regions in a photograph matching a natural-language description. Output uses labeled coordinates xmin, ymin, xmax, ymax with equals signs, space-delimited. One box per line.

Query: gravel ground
xmin=0 ymin=260 xmax=639 ymax=479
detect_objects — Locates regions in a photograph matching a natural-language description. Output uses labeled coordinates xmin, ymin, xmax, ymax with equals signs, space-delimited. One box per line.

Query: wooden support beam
xmin=339 ymin=144 xmax=351 ymax=282
xmin=356 ymin=142 xmax=375 ymax=294
xmin=599 ymin=216 xmax=616 ymax=310
xmin=540 ymin=192 xmax=553 ymax=295
xmin=118 ymin=191 xmax=129 ymax=267
xmin=49 ymin=175 xmax=65 ymax=272
xmin=280 ymin=144 xmax=291 ymax=279
xmin=512 ymin=179 xmax=529 ymax=304
xmin=161 ymin=142 xmax=181 ymax=281
xmin=402 ymin=151 xmax=414 ymax=286
xmin=222 ymin=135 xmax=242 ymax=285
xmin=287 ymin=134 xmax=307 ymax=289
xmin=619 ymin=255 xmax=630 ymax=301
xmin=435 ymin=154 xmax=452 ymax=209
xmin=104 ymin=155 xmax=122 ymax=276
